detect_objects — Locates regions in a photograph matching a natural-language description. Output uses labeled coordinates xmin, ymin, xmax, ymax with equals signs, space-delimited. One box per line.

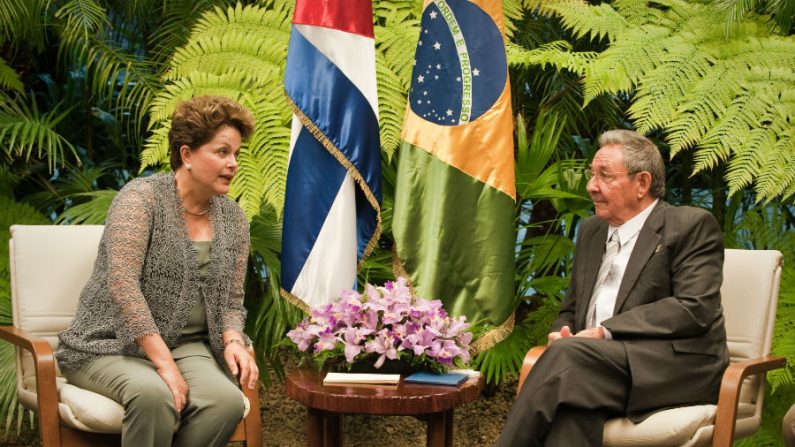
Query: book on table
xmin=323 ymin=372 xmax=401 ymax=386
xmin=403 ymin=371 xmax=469 ymax=386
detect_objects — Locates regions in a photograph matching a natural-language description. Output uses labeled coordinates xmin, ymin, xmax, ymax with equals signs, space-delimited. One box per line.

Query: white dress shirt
xmin=593 ymin=199 xmax=659 ymax=337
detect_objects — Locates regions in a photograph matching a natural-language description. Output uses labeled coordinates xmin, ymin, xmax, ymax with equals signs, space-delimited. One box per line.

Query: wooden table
xmin=285 ymin=369 xmax=484 ymax=447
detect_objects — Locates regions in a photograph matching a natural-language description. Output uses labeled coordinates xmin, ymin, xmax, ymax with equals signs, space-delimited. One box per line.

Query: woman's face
xmin=182 ymin=125 xmax=242 ymax=196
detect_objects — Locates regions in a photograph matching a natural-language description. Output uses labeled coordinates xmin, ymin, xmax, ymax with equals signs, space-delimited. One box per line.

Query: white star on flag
xmin=417 ymin=75 xmax=425 ymax=83
xmin=436 ymin=64 xmax=441 ymax=69
xmin=446 ymin=109 xmax=453 ymax=116
xmin=429 ymin=11 xmax=437 ymax=19
xmin=473 ymin=68 xmax=480 ymax=76
xmin=433 ymin=42 xmax=441 ymax=50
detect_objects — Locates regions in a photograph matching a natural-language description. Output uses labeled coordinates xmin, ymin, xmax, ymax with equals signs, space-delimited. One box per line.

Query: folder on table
xmin=403 ymin=372 xmax=468 ymax=386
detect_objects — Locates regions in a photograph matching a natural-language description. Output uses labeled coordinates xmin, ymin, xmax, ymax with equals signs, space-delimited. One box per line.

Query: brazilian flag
xmin=393 ymin=0 xmax=515 ymax=352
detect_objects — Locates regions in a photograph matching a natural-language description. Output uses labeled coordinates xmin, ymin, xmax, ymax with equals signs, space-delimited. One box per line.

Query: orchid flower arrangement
xmin=286 ymin=277 xmax=472 ymax=373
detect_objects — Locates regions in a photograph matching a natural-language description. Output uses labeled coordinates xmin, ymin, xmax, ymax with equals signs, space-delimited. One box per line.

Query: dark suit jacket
xmin=552 ymin=201 xmax=729 ymax=417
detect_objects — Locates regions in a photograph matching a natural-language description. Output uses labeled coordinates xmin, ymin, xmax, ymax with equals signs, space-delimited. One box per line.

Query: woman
xmin=56 ymin=95 xmax=259 ymax=446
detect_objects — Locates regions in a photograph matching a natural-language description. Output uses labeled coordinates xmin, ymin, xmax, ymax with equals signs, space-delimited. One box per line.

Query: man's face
xmin=586 ymin=144 xmax=645 ymax=226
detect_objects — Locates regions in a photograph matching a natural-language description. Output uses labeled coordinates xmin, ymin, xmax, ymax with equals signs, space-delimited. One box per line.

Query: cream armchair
xmin=0 ymin=225 xmax=263 ymax=446
xmin=517 ymin=249 xmax=786 ymax=447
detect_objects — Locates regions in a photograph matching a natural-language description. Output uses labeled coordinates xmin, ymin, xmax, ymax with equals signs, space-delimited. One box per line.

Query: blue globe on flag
xmin=408 ymin=0 xmax=508 ymax=126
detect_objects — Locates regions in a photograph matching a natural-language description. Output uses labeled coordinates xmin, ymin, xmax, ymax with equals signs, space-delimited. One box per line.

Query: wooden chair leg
xmin=241 ymin=382 xmax=262 ymax=446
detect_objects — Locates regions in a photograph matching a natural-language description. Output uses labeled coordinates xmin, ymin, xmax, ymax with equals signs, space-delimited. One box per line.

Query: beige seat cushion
xmin=59 ymin=384 xmax=124 ymax=433
xmin=24 ymin=375 xmax=249 ymax=434
xmin=56 ymin=382 xmax=250 ymax=433
xmin=603 ymin=403 xmax=755 ymax=447
xmin=604 ymin=405 xmax=715 ymax=447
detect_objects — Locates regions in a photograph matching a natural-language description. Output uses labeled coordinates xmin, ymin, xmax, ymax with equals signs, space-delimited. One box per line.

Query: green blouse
xmin=173 ymin=241 xmax=211 ymax=358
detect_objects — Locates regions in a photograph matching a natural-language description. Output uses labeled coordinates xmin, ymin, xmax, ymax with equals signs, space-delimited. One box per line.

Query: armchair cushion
xmin=59 ymin=384 xmax=123 ymax=433
xmin=57 ymin=383 xmax=250 ymax=434
xmin=603 ymin=403 xmax=755 ymax=447
xmin=604 ymin=405 xmax=715 ymax=447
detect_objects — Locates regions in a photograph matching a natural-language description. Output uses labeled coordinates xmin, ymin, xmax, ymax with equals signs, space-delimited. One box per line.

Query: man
xmin=497 ymin=130 xmax=729 ymax=446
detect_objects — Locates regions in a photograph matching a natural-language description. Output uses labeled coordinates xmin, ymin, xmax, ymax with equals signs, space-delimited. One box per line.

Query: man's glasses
xmin=584 ymin=168 xmax=633 ymax=184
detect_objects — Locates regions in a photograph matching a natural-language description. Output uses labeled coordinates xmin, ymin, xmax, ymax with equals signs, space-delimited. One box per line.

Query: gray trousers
xmin=63 ymin=342 xmax=245 ymax=447
xmin=497 ymin=337 xmax=630 ymax=447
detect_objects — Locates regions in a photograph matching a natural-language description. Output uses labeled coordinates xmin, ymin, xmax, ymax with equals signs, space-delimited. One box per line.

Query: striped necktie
xmin=586 ymin=231 xmax=621 ymax=328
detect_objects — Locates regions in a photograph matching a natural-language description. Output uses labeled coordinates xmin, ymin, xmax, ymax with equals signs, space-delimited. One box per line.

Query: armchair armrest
xmin=0 ymin=325 xmax=63 ymax=446
xmin=232 ymin=346 xmax=263 ymax=446
xmin=712 ymin=355 xmax=786 ymax=447
xmin=517 ymin=346 xmax=548 ymax=395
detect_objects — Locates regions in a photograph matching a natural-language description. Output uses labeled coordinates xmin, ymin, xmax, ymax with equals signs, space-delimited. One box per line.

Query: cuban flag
xmin=281 ymin=0 xmax=382 ymax=310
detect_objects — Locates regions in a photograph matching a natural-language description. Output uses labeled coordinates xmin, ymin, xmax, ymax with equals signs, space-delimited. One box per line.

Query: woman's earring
xmin=186 ymin=163 xmax=192 ymax=171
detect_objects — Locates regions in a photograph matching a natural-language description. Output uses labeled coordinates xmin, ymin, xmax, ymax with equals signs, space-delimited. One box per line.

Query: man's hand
xmin=548 ymin=325 xmax=573 ymax=344
xmin=574 ymin=327 xmax=606 ymax=339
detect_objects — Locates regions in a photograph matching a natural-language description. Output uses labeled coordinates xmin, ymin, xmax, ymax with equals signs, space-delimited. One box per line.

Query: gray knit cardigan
xmin=56 ymin=173 xmax=250 ymax=373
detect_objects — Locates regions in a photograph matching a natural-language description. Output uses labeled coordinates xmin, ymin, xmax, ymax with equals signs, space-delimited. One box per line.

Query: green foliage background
xmin=0 ymin=0 xmax=792 ymax=443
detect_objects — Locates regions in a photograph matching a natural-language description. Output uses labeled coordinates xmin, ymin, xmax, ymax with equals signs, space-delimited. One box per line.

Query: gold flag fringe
xmin=470 ymin=313 xmax=515 ymax=354
xmin=280 ymin=288 xmax=310 ymax=313
xmin=285 ymin=94 xmax=382 ymax=263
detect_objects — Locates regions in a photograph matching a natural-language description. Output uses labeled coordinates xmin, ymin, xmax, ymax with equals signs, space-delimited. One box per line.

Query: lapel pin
xmin=654 ymin=243 xmax=662 ymax=254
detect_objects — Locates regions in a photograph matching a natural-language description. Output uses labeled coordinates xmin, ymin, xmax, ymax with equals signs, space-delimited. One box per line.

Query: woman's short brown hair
xmin=168 ymin=95 xmax=255 ymax=170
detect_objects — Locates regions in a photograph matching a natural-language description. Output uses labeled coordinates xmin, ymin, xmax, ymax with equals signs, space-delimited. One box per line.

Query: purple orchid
xmin=364 ymin=329 xmax=398 ymax=368
xmin=287 ymin=277 xmax=473 ymax=372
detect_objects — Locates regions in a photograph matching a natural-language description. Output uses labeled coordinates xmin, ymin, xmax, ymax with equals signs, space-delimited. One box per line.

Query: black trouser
xmin=497 ymin=337 xmax=630 ymax=447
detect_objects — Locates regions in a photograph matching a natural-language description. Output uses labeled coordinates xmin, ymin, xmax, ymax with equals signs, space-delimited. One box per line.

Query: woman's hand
xmin=157 ymin=363 xmax=189 ymax=412
xmin=223 ymin=338 xmax=259 ymax=390
xmin=136 ymin=334 xmax=189 ymax=412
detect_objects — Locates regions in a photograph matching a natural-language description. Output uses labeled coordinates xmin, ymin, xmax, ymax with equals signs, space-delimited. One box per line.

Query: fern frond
xmin=0 ymin=57 xmax=23 ymax=94
xmin=537 ymin=0 xmax=795 ymax=201
xmin=373 ymin=0 xmax=421 ymax=28
xmin=540 ymin=0 xmax=630 ymax=42
xmin=373 ymin=13 xmax=417 ymax=158
xmin=375 ymin=14 xmax=419 ymax=90
xmin=56 ymin=190 xmax=118 ymax=225
xmin=0 ymin=0 xmax=43 ymax=48
xmin=749 ymin=134 xmax=795 ymax=202
xmin=166 ymin=31 xmax=287 ymax=82
xmin=147 ymin=0 xmax=230 ymax=64
xmin=374 ymin=50 xmax=406 ymax=160
xmin=0 ymin=98 xmax=78 ymax=171
xmin=166 ymin=4 xmax=291 ymax=82
xmin=140 ymin=126 xmax=171 ymax=171
xmin=502 ymin=0 xmax=526 ymax=39
xmin=507 ymin=40 xmax=594 ymax=75
xmin=190 ymin=2 xmax=293 ymax=39
xmin=53 ymin=0 xmax=109 ymax=46
xmin=230 ymin=97 xmax=290 ymax=218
